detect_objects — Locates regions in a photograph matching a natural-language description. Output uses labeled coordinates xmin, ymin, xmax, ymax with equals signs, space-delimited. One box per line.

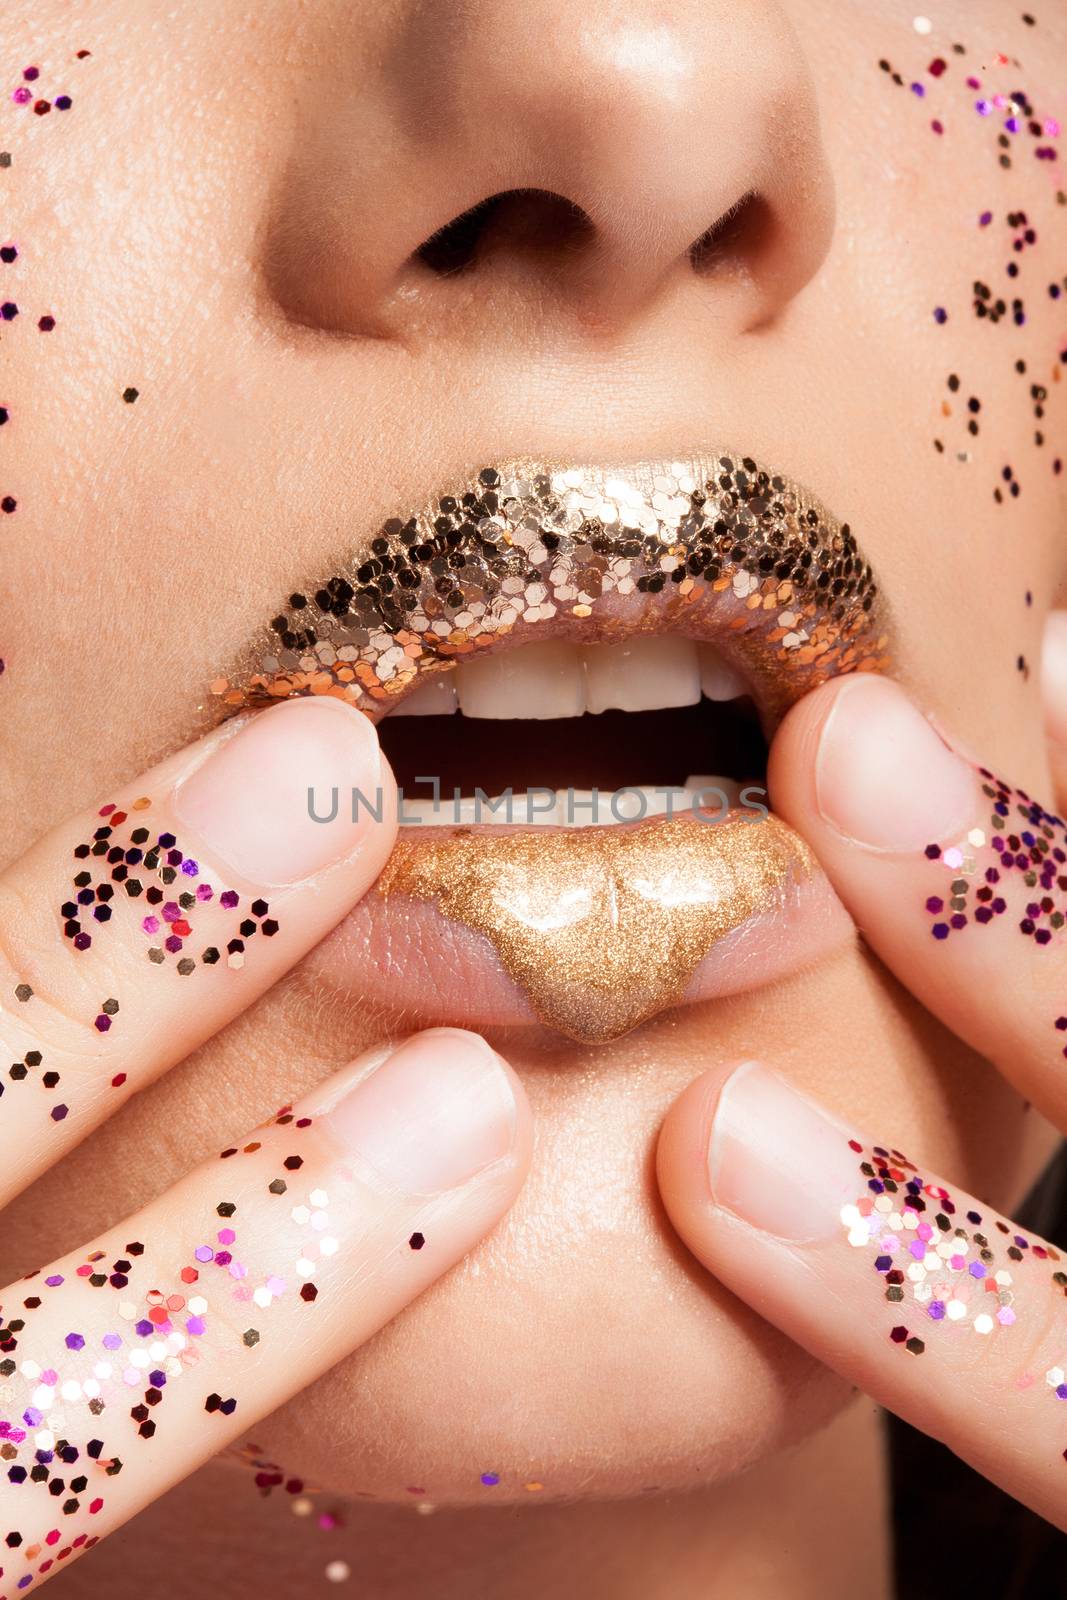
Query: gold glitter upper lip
xmin=210 ymin=452 xmax=890 ymax=730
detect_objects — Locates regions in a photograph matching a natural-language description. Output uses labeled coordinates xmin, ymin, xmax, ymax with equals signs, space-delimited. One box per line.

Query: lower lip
xmin=309 ymin=810 xmax=852 ymax=1043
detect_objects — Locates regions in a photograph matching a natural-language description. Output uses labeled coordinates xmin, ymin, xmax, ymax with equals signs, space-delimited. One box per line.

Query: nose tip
xmin=268 ymin=0 xmax=835 ymax=339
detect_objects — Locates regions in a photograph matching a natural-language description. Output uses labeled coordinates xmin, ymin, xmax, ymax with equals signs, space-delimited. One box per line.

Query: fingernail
xmin=175 ymin=698 xmax=383 ymax=885
xmin=330 ymin=1029 xmax=518 ymax=1195
xmin=1042 ymin=611 xmax=1067 ymax=749
xmin=814 ymin=677 xmax=977 ymax=853
xmin=707 ymin=1062 xmax=860 ymax=1242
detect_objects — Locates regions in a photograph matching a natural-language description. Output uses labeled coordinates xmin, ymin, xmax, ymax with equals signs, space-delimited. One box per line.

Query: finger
xmin=768 ymin=674 xmax=1067 ymax=1128
xmin=0 ymin=698 xmax=396 ymax=1202
xmin=658 ymin=1062 xmax=1067 ymax=1531
xmin=1042 ymin=610 xmax=1067 ymax=814
xmin=0 ymin=1027 xmax=529 ymax=1594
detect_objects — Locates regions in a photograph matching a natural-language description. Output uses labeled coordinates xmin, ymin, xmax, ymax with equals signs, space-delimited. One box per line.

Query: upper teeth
xmin=391 ymin=639 xmax=748 ymax=719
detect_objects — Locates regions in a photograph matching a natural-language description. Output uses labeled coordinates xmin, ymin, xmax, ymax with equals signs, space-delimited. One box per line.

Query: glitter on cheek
xmin=879 ymin=25 xmax=1064 ymax=490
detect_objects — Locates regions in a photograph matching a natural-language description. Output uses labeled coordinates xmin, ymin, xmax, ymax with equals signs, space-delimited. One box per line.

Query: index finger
xmin=768 ymin=674 xmax=1067 ymax=1130
xmin=0 ymin=698 xmax=396 ymax=1202
xmin=658 ymin=1062 xmax=1067 ymax=1532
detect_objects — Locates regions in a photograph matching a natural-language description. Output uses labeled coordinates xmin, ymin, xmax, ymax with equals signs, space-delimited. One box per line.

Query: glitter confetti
xmin=60 ymin=798 xmax=279 ymax=974
xmin=840 ymin=1139 xmax=1053 ymax=1347
xmin=922 ymin=769 xmax=1067 ymax=945
xmin=211 ymin=456 xmax=889 ymax=729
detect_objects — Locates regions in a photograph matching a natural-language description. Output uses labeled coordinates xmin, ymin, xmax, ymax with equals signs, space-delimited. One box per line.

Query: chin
xmin=249 ymin=1112 xmax=851 ymax=1508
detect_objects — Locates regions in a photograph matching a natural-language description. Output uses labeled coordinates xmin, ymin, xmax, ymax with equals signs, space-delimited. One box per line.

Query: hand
xmin=0 ymin=700 xmax=529 ymax=1595
xmin=656 ymin=675 xmax=1067 ymax=1531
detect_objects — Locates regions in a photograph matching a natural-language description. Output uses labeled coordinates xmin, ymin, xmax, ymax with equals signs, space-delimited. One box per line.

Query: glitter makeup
xmin=921 ymin=767 xmax=1067 ymax=946
xmin=377 ymin=813 xmax=814 ymax=1041
xmin=0 ymin=1105 xmax=331 ymax=1597
xmin=841 ymin=1138 xmax=1067 ymax=1457
xmin=841 ymin=1141 xmax=1040 ymax=1348
xmin=210 ymin=455 xmax=890 ymax=729
xmin=60 ymin=797 xmax=279 ymax=975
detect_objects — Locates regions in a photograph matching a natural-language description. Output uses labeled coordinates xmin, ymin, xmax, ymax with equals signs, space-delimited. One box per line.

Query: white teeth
xmin=398 ymin=775 xmax=746 ymax=828
xmin=455 ymin=642 xmax=585 ymax=720
xmin=698 ymin=644 xmax=749 ymax=702
xmin=581 ymin=637 xmax=701 ymax=715
xmin=396 ymin=639 xmax=746 ymax=719
xmin=391 ymin=672 xmax=459 ymax=716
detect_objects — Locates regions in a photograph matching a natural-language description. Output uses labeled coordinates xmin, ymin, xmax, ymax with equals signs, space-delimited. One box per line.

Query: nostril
xmin=413 ymin=188 xmax=594 ymax=278
xmin=415 ymin=194 xmax=506 ymax=276
xmin=688 ymin=192 xmax=774 ymax=278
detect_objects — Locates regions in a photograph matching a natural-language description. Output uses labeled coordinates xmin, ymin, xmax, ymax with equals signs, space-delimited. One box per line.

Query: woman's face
xmin=3 ymin=0 xmax=1065 ymax=1504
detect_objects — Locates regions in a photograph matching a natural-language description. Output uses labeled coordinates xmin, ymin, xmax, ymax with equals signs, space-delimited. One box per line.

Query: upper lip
xmin=210 ymin=450 xmax=890 ymax=734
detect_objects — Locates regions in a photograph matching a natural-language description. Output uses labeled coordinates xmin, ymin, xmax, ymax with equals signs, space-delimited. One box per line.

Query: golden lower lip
xmin=374 ymin=812 xmax=815 ymax=1042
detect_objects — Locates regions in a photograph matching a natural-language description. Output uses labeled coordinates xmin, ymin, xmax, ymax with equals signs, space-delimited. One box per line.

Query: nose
xmin=268 ymin=0 xmax=834 ymax=340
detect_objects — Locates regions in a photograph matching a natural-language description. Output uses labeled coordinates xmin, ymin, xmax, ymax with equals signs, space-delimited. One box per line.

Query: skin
xmin=1 ymin=0 xmax=1065 ymax=1593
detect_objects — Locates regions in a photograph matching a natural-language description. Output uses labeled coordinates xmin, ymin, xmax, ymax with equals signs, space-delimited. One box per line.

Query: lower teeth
xmin=398 ymin=776 xmax=765 ymax=828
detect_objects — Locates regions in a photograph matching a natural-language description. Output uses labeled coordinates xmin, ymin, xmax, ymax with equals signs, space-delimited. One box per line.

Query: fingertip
xmin=770 ymin=673 xmax=977 ymax=857
xmin=655 ymin=1066 xmax=723 ymax=1236
xmin=327 ymin=1026 xmax=533 ymax=1200
xmin=416 ymin=1027 xmax=536 ymax=1190
xmin=1041 ymin=608 xmax=1067 ymax=750
xmin=766 ymin=677 xmax=842 ymax=832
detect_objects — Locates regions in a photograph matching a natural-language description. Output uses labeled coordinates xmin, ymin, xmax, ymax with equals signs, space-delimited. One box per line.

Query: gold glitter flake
xmin=212 ymin=455 xmax=889 ymax=725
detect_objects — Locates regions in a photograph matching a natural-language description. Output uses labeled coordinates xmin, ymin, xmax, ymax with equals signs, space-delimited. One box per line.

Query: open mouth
xmin=213 ymin=455 xmax=888 ymax=1042
xmin=380 ymin=638 xmax=768 ymax=825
